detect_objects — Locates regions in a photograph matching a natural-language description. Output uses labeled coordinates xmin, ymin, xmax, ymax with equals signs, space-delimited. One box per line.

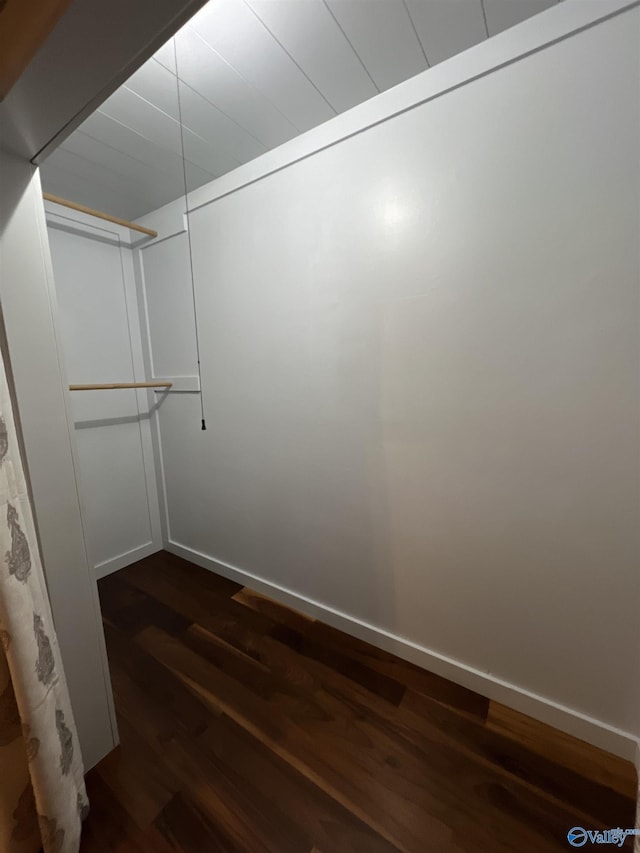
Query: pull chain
xmin=173 ymin=37 xmax=207 ymax=430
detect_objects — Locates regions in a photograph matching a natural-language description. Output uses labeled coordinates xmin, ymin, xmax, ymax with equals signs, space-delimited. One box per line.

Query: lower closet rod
xmin=69 ymin=382 xmax=173 ymax=391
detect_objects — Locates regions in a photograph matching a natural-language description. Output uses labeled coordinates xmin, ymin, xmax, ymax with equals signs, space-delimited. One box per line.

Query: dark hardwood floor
xmin=81 ymin=550 xmax=638 ymax=852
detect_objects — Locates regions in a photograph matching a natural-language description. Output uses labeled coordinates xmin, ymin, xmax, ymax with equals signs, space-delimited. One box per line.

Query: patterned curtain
xmin=0 ymin=351 xmax=88 ymax=852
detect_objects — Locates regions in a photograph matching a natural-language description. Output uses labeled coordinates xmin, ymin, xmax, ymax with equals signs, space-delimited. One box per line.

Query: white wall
xmin=137 ymin=1 xmax=640 ymax=759
xmin=0 ymin=152 xmax=117 ymax=769
xmin=46 ymin=210 xmax=162 ymax=577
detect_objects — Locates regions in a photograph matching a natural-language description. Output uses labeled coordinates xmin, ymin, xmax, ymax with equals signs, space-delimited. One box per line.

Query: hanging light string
xmin=173 ymin=37 xmax=207 ymax=430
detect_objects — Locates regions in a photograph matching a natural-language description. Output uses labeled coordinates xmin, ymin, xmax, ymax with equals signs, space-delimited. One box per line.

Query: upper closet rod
xmin=69 ymin=382 xmax=172 ymax=391
xmin=43 ymin=192 xmax=158 ymax=238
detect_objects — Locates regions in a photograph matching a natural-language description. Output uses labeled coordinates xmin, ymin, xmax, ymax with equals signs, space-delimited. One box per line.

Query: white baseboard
xmin=166 ymin=539 xmax=639 ymax=763
xmin=95 ymin=541 xmax=161 ymax=579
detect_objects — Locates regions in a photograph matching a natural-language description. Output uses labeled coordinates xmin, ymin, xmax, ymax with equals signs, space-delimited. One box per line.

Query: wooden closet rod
xmin=43 ymin=192 xmax=158 ymax=238
xmin=69 ymin=382 xmax=173 ymax=391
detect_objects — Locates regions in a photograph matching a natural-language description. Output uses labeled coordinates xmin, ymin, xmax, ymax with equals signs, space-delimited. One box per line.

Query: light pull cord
xmin=173 ymin=37 xmax=207 ymax=430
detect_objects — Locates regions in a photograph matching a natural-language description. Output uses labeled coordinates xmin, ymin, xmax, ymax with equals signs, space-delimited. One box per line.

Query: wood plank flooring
xmin=81 ymin=550 xmax=638 ymax=852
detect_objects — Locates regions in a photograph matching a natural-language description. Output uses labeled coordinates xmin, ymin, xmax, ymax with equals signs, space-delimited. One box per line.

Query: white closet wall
xmin=44 ymin=2 xmax=626 ymax=776
xmin=135 ymin=1 xmax=640 ymax=760
xmin=46 ymin=209 xmax=162 ymax=577
xmin=0 ymin=155 xmax=116 ymax=769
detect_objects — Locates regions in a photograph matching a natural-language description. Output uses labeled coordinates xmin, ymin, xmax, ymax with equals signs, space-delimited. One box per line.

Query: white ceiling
xmin=40 ymin=0 xmax=560 ymax=220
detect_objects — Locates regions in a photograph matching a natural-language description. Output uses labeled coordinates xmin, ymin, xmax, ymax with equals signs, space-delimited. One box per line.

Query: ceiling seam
xmin=150 ymin=53 xmax=270 ymax=156
xmin=173 ymin=84 xmax=269 ymax=155
xmin=240 ymin=0 xmax=338 ymax=115
xmin=42 ymin=153 xmax=154 ymax=213
xmin=321 ymin=0 xmax=380 ymax=94
xmin=114 ymin=83 xmax=243 ymax=169
xmin=401 ymin=0 xmax=431 ymax=68
xmin=68 ymin=126 xmax=215 ymax=188
xmin=90 ymin=109 xmax=218 ymax=182
xmin=149 ymin=54 xmax=268 ymax=154
xmin=53 ymin=143 xmax=164 ymax=195
xmin=186 ymin=26 xmax=303 ymax=134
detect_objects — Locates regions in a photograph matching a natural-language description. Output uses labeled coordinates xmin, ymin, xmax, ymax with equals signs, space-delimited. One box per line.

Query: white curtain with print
xmin=0 ymin=349 xmax=88 ymax=853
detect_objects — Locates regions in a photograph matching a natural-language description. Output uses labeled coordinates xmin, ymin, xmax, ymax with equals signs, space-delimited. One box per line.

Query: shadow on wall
xmin=0 ymin=155 xmax=34 ymax=242
xmin=73 ymin=394 xmax=166 ymax=430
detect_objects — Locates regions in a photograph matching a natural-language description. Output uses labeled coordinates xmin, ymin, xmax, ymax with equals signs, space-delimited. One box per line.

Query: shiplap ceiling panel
xmin=125 ymin=59 xmax=180 ymax=122
xmin=101 ymin=81 xmax=242 ymax=178
xmin=45 ymin=147 xmax=169 ymax=213
xmin=78 ymin=111 xmax=214 ymax=187
xmin=60 ymin=130 xmax=186 ymax=200
xmin=43 ymin=161 xmax=157 ymax=222
xmin=405 ymin=0 xmax=488 ymax=66
xmin=191 ymin=0 xmax=337 ymax=130
xmin=324 ymin=0 xmax=428 ymax=91
xmin=483 ymin=0 xmax=557 ymax=36
xmin=180 ymin=126 xmax=241 ymax=176
xmin=175 ymin=27 xmax=298 ymax=148
xmin=178 ymin=83 xmax=268 ymax=164
xmin=41 ymin=0 xmax=562 ymax=220
xmin=244 ymin=0 xmax=378 ymax=113
xmin=99 ymin=87 xmax=183 ymax=156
